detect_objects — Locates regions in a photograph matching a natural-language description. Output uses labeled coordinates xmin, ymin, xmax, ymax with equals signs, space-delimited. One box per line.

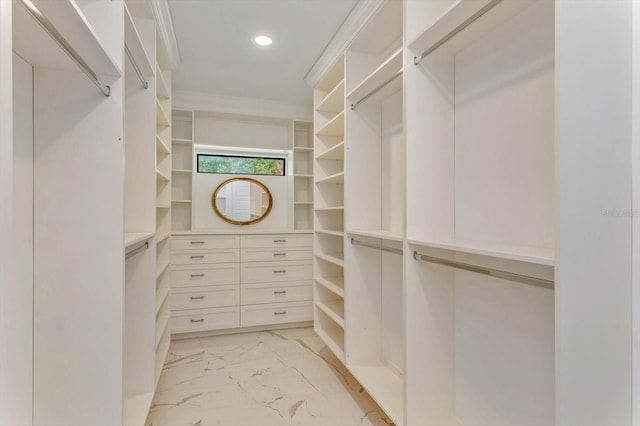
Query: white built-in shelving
xmin=292 ymin=121 xmax=314 ymax=230
xmin=171 ymin=109 xmax=195 ymax=231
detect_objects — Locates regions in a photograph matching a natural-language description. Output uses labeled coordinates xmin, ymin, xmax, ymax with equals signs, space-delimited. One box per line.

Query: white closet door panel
xmin=33 ymin=69 xmax=124 ymax=426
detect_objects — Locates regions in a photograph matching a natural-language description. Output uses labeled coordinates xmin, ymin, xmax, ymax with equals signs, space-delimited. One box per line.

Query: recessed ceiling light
xmin=252 ymin=35 xmax=272 ymax=46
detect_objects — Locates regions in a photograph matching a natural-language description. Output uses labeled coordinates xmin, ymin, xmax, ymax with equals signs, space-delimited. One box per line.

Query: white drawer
xmin=172 ymin=307 xmax=239 ymax=334
xmin=171 ymin=285 xmax=239 ymax=311
xmin=172 ymin=235 xmax=240 ymax=251
xmin=171 ymin=264 xmax=239 ymax=288
xmin=241 ymin=301 xmax=313 ymax=327
xmin=241 ymin=248 xmax=312 ymax=262
xmin=241 ymin=281 xmax=312 ymax=305
xmin=240 ymin=234 xmax=312 ymax=249
xmin=241 ymin=260 xmax=312 ymax=284
xmin=171 ymin=249 xmax=240 ymax=265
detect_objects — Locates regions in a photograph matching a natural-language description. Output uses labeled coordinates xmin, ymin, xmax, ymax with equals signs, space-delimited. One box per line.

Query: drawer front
xmin=172 ymin=235 xmax=240 ymax=251
xmin=171 ymin=264 xmax=239 ymax=288
xmin=241 ymin=248 xmax=312 ymax=262
xmin=240 ymin=234 xmax=312 ymax=249
xmin=171 ymin=249 xmax=240 ymax=265
xmin=171 ymin=285 xmax=239 ymax=311
xmin=172 ymin=307 xmax=239 ymax=334
xmin=241 ymin=301 xmax=313 ymax=327
xmin=241 ymin=261 xmax=312 ymax=284
xmin=241 ymin=281 xmax=313 ymax=305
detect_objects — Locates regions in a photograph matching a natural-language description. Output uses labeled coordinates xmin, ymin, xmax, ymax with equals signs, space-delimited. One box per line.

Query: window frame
xmin=196 ymin=153 xmax=287 ymax=177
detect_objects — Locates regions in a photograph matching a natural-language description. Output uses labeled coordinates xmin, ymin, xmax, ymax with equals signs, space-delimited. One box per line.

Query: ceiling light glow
xmin=252 ymin=35 xmax=272 ymax=46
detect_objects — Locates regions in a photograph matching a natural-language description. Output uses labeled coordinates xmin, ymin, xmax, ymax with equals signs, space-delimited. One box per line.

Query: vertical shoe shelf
xmin=293 ymin=121 xmax=314 ymax=230
xmin=155 ymin=62 xmax=172 ymax=389
xmin=313 ymin=57 xmax=346 ymax=362
xmin=171 ymin=109 xmax=194 ymax=231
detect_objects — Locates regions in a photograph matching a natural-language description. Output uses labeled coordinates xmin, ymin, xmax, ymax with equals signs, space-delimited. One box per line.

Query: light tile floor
xmin=146 ymin=327 xmax=394 ymax=426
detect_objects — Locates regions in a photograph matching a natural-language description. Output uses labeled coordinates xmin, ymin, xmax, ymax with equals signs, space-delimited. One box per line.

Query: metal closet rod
xmin=125 ymin=44 xmax=149 ymax=90
xmin=17 ymin=0 xmax=111 ymax=96
xmin=350 ymin=69 xmax=402 ymax=110
xmin=350 ymin=238 xmax=403 ymax=255
xmin=125 ymin=241 xmax=149 ymax=260
xmin=413 ymin=0 xmax=503 ymax=65
xmin=412 ymin=251 xmax=554 ymax=290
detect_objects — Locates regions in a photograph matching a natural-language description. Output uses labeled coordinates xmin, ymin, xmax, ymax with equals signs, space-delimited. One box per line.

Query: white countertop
xmin=171 ymin=229 xmax=313 ymax=236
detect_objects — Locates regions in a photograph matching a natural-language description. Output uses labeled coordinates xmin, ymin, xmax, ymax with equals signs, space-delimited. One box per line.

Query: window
xmin=197 ymin=154 xmax=286 ymax=176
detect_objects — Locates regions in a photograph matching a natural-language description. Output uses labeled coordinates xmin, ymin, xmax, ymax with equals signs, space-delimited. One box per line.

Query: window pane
xmin=197 ymin=154 xmax=285 ymax=176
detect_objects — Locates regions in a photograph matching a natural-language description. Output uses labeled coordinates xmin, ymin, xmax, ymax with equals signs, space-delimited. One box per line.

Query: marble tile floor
xmin=146 ymin=327 xmax=394 ymax=426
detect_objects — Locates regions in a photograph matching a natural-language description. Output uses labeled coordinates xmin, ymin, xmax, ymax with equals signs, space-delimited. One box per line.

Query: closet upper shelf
xmin=316 ymin=80 xmax=345 ymax=113
xmin=408 ymin=0 xmax=538 ymax=60
xmin=124 ymin=3 xmax=154 ymax=78
xmin=407 ymin=238 xmax=555 ymax=267
xmin=348 ymin=229 xmax=403 ymax=242
xmin=13 ymin=0 xmax=122 ymax=76
xmin=346 ymin=49 xmax=402 ymax=107
xmin=125 ymin=232 xmax=155 ymax=250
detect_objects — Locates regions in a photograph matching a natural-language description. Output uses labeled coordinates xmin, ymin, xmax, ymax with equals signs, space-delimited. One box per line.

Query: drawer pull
xmin=190 ymin=241 xmax=205 ymax=245
xmin=273 ymin=270 xmax=286 ymax=274
xmin=190 ymin=255 xmax=205 ymax=260
xmin=274 ymin=311 xmax=287 ymax=316
xmin=274 ymin=290 xmax=287 ymax=295
xmin=273 ymin=239 xmax=286 ymax=244
xmin=190 ymin=296 xmax=205 ymax=300
xmin=190 ymin=318 xmax=205 ymax=323
xmin=273 ymin=252 xmax=287 ymax=257
xmin=190 ymin=273 xmax=205 ymax=278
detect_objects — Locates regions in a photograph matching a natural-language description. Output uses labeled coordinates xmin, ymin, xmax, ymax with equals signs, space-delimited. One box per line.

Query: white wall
xmin=195 ymin=116 xmax=289 ymax=150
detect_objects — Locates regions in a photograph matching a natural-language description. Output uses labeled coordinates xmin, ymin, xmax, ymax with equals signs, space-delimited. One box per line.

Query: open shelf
xmin=314 ymin=320 xmax=345 ymax=363
xmin=172 ymin=138 xmax=193 ymax=144
xmin=316 ymin=141 xmax=345 ymax=161
xmin=316 ymin=172 xmax=344 ymax=185
xmin=124 ymin=3 xmax=154 ymax=78
xmin=347 ymin=49 xmax=403 ymax=105
xmin=156 ymin=232 xmax=170 ymax=244
xmin=156 ymin=64 xmax=170 ymax=100
xmin=407 ymin=238 xmax=555 ymax=266
xmin=156 ymin=258 xmax=170 ymax=280
xmin=172 ymin=169 xmax=192 ymax=174
xmin=316 ymin=111 xmax=345 ymax=137
xmin=294 ymin=174 xmax=313 ymax=178
xmin=294 ymin=201 xmax=313 ymax=205
xmin=14 ymin=0 xmax=122 ymax=77
xmin=155 ymin=327 xmax=171 ymax=387
xmin=156 ymin=204 xmax=171 ymax=209
xmin=155 ymin=169 xmax=170 ymax=182
xmin=348 ymin=363 xmax=403 ymax=426
xmin=316 ymin=79 xmax=345 ymax=113
xmin=123 ymin=392 xmax=154 ymax=426
xmin=315 ymin=276 xmax=345 ymax=298
xmin=156 ymin=286 xmax=170 ymax=316
xmin=316 ymin=229 xmax=345 ymax=238
xmin=155 ymin=311 xmax=170 ymax=350
xmin=294 ymin=147 xmax=314 ymax=152
xmin=172 ymin=199 xmax=192 ymax=203
xmin=315 ymin=206 xmax=344 ymax=211
xmin=348 ymin=229 xmax=403 ymax=242
xmin=315 ymin=252 xmax=345 ymax=267
xmin=315 ymin=300 xmax=344 ymax=328
xmin=156 ymin=99 xmax=170 ymax=127
xmin=156 ymin=135 xmax=170 ymax=154
xmin=124 ymin=232 xmax=155 ymax=250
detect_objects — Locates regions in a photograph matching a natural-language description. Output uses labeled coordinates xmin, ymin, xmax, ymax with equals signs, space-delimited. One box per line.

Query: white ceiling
xmin=168 ymin=0 xmax=358 ymax=110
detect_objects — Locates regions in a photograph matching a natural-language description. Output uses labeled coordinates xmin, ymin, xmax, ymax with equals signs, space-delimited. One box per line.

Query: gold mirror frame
xmin=211 ymin=177 xmax=273 ymax=226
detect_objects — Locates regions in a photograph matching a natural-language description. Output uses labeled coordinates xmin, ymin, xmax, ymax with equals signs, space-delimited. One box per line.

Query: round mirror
xmin=211 ymin=177 xmax=273 ymax=225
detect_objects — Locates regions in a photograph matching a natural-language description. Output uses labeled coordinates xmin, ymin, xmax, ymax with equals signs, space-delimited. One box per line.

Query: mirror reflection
xmin=212 ymin=177 xmax=273 ymax=225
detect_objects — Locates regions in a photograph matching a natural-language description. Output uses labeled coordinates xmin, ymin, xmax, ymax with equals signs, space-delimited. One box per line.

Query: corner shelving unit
xmin=313 ymin=56 xmax=346 ymax=363
xmin=171 ymin=109 xmax=194 ymax=231
xmin=154 ymin=60 xmax=172 ymax=393
xmin=292 ymin=121 xmax=314 ymax=230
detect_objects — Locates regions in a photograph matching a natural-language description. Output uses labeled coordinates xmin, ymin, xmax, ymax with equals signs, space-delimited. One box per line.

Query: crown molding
xmin=148 ymin=0 xmax=181 ymax=69
xmin=173 ymin=90 xmax=313 ymax=121
xmin=304 ymin=0 xmax=384 ymax=88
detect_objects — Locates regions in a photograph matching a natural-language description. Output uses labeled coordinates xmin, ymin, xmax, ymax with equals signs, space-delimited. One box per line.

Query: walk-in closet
xmin=1 ymin=0 xmax=638 ymax=425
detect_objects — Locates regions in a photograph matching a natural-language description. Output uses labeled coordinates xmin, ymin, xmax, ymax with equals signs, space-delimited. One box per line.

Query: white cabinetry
xmin=170 ymin=232 xmax=313 ymax=335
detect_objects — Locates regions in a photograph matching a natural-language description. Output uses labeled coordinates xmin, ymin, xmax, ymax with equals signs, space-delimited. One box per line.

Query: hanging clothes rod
xmin=412 ymin=251 xmax=554 ymax=290
xmin=125 ymin=241 xmax=149 ymax=260
xmin=350 ymin=238 xmax=403 ymax=255
xmin=413 ymin=0 xmax=503 ymax=65
xmin=17 ymin=0 xmax=111 ymax=96
xmin=125 ymin=44 xmax=149 ymax=90
xmin=350 ymin=69 xmax=403 ymax=110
